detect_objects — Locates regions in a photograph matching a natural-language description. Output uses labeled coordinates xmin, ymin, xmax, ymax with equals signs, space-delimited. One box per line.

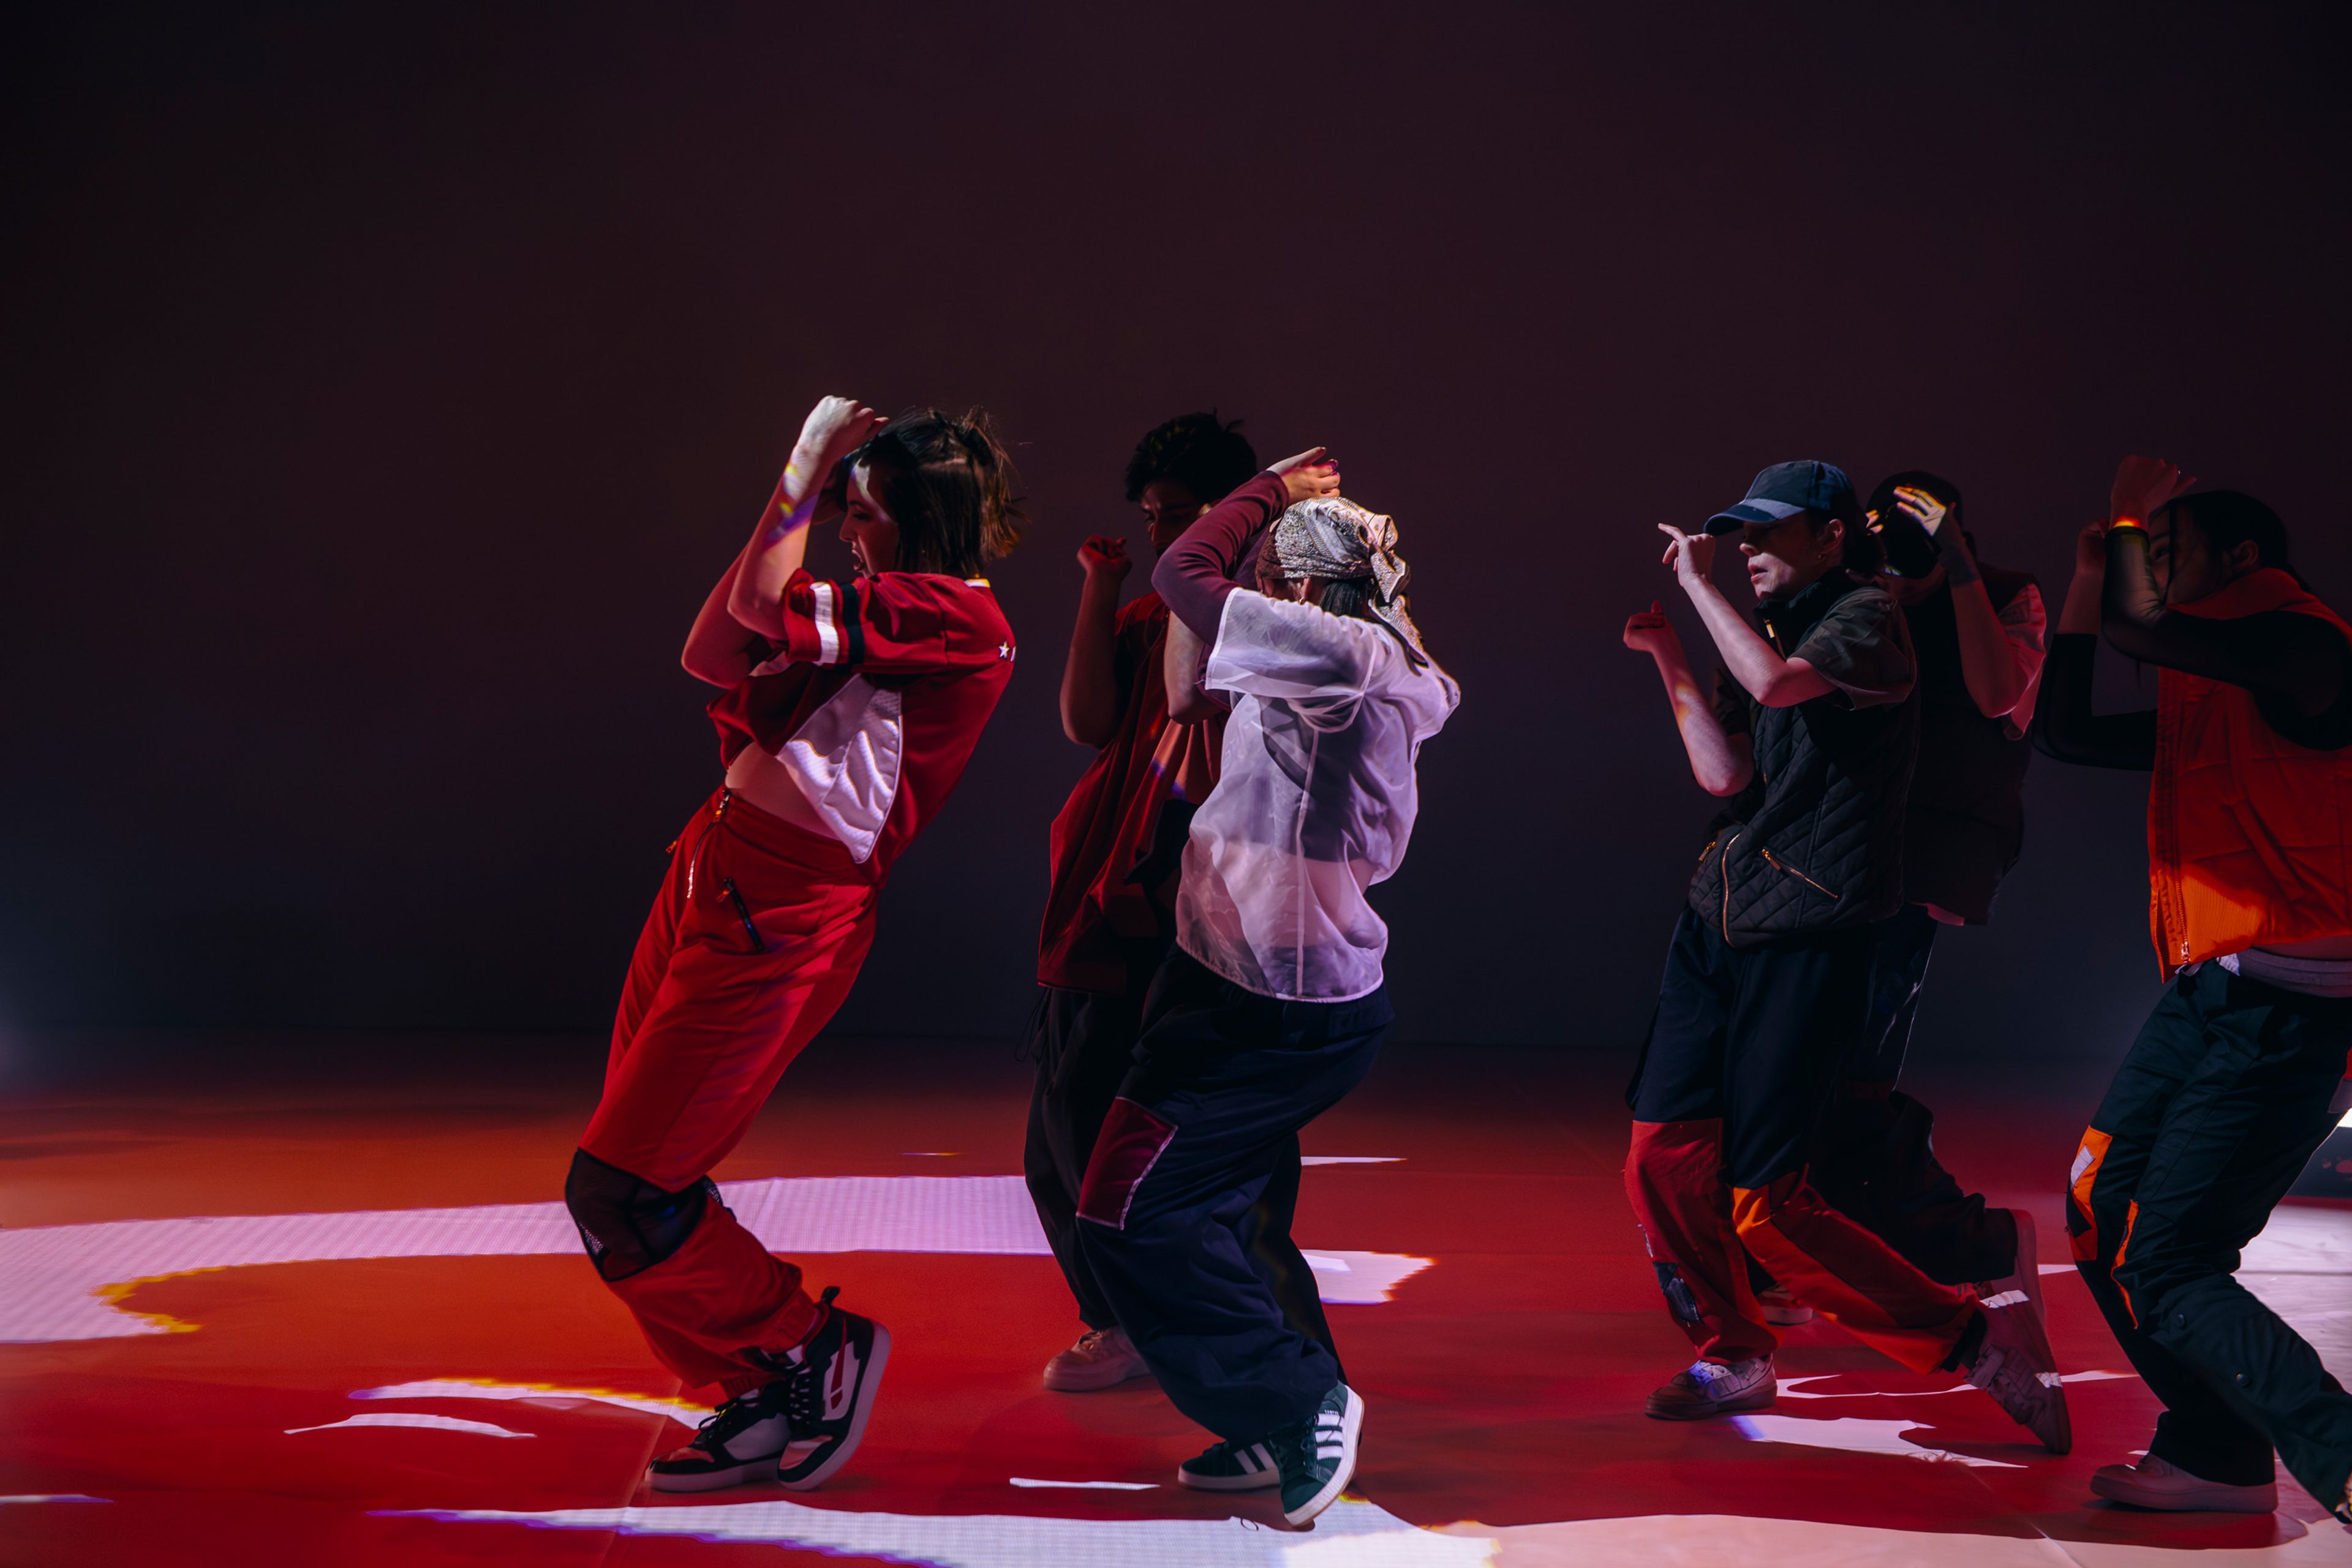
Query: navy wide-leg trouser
xmin=1076 ymin=949 xmax=1386 ymax=1442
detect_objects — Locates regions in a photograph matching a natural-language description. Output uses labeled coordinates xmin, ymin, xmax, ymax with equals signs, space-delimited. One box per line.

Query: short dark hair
xmin=1800 ymin=508 xmax=1883 ymax=575
xmin=1123 ymin=412 xmax=1259 ymax=506
xmin=2163 ymin=489 xmax=2291 ymax=576
xmin=851 ymin=409 xmax=1024 ymax=577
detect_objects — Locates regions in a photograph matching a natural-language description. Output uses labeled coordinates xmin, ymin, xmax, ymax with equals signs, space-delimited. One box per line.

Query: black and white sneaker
xmin=647 ymin=1384 xmax=791 ymax=1492
xmin=1270 ymin=1381 xmax=1363 ymax=1527
xmin=774 ymin=1286 xmax=891 ymax=1491
xmin=1177 ymin=1436 xmax=1282 ymax=1491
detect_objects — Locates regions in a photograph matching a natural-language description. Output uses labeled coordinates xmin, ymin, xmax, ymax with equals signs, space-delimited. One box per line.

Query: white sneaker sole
xmin=647 ymin=1452 xmax=784 ymax=1493
xmin=1283 ymin=1386 xmax=1363 ymax=1528
xmin=778 ymin=1322 xmax=891 ymax=1493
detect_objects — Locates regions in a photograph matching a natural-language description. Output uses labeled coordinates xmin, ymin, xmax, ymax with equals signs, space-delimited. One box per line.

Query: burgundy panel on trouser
xmin=582 ymin=788 xmax=878 ymax=1397
xmin=1732 ymin=1172 xmax=1975 ymax=1374
xmin=1623 ymin=1118 xmax=1776 ymax=1364
xmin=1077 ymin=1096 xmax=1178 ymax=1230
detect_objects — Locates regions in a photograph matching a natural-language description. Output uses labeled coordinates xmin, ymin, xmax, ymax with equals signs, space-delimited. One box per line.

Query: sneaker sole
xmin=1042 ymin=1357 xmax=1153 ymax=1392
xmin=1178 ymin=1457 xmax=1280 ymax=1493
xmin=778 ymin=1322 xmax=891 ymax=1493
xmin=647 ymin=1453 xmax=786 ymax=1494
xmin=1645 ymin=1383 xmax=1776 ymax=1420
xmin=1283 ymin=1386 xmax=1363 ymax=1528
xmin=2090 ymin=1472 xmax=2277 ymax=1513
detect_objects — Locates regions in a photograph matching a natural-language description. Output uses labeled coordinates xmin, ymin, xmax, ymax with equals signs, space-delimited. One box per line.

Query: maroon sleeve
xmin=774 ymin=570 xmax=1012 ymax=676
xmin=1151 ymin=471 xmax=1289 ymax=639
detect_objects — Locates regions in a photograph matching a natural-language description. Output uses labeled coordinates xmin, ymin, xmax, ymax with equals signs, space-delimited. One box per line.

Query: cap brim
xmin=1703 ymin=497 xmax=1807 ymax=533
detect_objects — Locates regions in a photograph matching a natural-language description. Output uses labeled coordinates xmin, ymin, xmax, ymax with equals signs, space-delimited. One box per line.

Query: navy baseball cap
xmin=1705 ymin=461 xmax=1860 ymax=535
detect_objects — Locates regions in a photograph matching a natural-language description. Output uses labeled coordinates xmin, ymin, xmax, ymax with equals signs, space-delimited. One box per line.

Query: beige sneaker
xmin=1966 ymin=1297 xmax=2071 ymax=1453
xmin=1042 ymin=1325 xmax=1151 ymax=1392
xmin=1756 ymin=1284 xmax=1814 ymax=1326
xmin=1645 ymin=1355 xmax=1777 ymax=1419
xmin=2090 ymin=1455 xmax=2277 ymax=1513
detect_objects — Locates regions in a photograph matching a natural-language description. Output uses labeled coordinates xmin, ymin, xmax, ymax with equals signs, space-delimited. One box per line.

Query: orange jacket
xmin=2149 ymin=568 xmax=2352 ymax=978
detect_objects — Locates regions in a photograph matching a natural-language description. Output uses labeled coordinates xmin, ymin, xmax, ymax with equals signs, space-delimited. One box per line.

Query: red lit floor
xmin=1 ymin=1032 xmax=2345 ymax=1566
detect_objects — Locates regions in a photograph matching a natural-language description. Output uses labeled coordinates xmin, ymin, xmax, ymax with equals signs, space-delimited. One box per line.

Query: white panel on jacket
xmin=774 ymin=676 xmax=904 ymax=863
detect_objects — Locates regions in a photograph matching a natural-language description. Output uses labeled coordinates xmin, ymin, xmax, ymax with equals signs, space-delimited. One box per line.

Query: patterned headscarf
xmin=1268 ymin=496 xmax=1428 ymax=664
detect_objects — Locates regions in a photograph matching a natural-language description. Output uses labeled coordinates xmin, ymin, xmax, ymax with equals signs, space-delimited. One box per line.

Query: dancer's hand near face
xmin=2109 ymin=454 xmax=2195 ymax=529
xmin=1657 ymin=524 xmax=1717 ymax=585
xmin=1270 ymin=447 xmax=1343 ymax=506
xmin=1078 ymin=534 xmax=1131 ymax=584
xmin=1893 ymin=486 xmax=1950 ymax=538
xmin=794 ymin=397 xmax=889 ymax=486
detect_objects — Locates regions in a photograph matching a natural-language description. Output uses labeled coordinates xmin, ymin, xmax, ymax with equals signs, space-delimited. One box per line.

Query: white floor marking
xmin=1299 ymin=1156 xmax=1402 ymax=1166
xmin=388 ymin=1496 xmax=1496 ymax=1567
xmin=1006 ymin=1477 xmax=1158 ymax=1490
xmin=1300 ymin=1251 xmax=1431 ymax=1303
xmin=287 ymin=1413 xmax=533 ymax=1439
xmin=2037 ymin=1263 xmax=2073 ymax=1275
xmin=0 ymin=1175 xmax=1428 ymax=1342
xmin=353 ymin=1379 xmax=707 ymax=1424
xmin=1731 ymin=1413 xmax=2025 ymax=1468
xmin=0 ymin=1495 xmax=110 ymax=1505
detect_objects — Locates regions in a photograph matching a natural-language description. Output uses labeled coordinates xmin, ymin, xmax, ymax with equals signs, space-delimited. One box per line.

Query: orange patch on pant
xmin=2068 ymin=1126 xmax=2113 ymax=1262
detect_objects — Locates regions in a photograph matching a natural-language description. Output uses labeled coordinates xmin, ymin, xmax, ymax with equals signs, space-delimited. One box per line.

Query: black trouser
xmin=1075 ymin=950 xmax=1378 ymax=1441
xmin=1807 ymin=905 xmax=2016 ymax=1286
xmin=2070 ymin=962 xmax=2352 ymax=1507
xmin=1025 ymin=957 xmax=1160 ymax=1331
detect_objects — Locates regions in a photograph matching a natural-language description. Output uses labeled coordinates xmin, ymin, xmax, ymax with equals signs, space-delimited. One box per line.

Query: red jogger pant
xmin=1625 ymin=910 xmax=1975 ymax=1372
xmin=579 ymin=788 xmax=879 ymax=1397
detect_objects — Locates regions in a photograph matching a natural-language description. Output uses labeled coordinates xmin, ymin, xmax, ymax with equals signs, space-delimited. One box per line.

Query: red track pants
xmin=1625 ymin=910 xmax=1974 ymax=1371
xmin=579 ymin=788 xmax=878 ymax=1397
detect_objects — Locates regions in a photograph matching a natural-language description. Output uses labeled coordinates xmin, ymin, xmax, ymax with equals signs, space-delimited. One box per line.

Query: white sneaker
xmin=1645 ymin=1355 xmax=1776 ymax=1420
xmin=1042 ymin=1325 xmax=1151 ymax=1392
xmin=2090 ymin=1454 xmax=2277 ymax=1513
xmin=1757 ymin=1284 xmax=1814 ymax=1326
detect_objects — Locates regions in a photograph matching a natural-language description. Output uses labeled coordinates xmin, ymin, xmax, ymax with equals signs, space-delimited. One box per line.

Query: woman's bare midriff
xmin=723 ymin=744 xmax=837 ymax=840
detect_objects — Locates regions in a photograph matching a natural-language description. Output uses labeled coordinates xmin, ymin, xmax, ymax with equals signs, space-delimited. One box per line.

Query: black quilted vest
xmin=1686 ymin=575 xmax=1920 ymax=946
xmin=1898 ymin=565 xmax=2037 ymax=924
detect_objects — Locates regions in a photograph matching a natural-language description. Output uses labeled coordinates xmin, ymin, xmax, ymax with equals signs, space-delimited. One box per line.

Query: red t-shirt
xmin=1036 ymin=591 xmax=1221 ymax=991
xmin=708 ymin=570 xmax=1016 ymax=878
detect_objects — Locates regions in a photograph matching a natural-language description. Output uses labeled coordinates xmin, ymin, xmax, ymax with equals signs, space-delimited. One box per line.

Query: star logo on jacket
xmin=998 ymin=641 xmax=1015 ymax=661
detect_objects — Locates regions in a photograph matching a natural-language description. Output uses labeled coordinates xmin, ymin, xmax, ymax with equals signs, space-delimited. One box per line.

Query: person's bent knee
xmin=564 ymin=1147 xmax=712 ymax=1282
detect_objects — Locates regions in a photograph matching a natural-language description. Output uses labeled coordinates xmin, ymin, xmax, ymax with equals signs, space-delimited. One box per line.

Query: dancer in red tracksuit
xmin=565 ymin=396 xmax=1022 ymax=1493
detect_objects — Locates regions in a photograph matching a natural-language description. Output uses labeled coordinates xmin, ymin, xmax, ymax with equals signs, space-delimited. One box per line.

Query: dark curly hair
xmin=2164 ymin=489 xmax=2294 ymax=580
xmin=849 ymin=409 xmax=1025 ymax=577
xmin=1122 ymin=412 xmax=1259 ymax=506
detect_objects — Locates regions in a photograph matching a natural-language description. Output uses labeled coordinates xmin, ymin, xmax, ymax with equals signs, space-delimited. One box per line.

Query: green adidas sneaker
xmin=1271 ymin=1381 xmax=1363 ymax=1526
xmin=1176 ymin=1436 xmax=1281 ymax=1491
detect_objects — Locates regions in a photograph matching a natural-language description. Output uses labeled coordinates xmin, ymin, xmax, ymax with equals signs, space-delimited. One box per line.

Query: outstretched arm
xmin=1060 ymin=536 xmax=1131 ymax=746
xmin=726 ymin=396 xmax=888 ymax=642
xmin=1657 ymin=526 xmax=1836 ymax=707
xmin=1625 ymin=601 xmax=1753 ymax=796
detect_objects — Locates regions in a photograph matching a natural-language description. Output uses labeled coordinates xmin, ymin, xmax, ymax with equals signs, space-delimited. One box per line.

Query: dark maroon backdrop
xmin=5 ymin=4 xmax=2348 ymax=1058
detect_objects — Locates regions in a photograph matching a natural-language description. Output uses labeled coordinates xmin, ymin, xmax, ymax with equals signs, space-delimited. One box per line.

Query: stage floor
xmin=1 ymin=1031 xmax=2346 ymax=1566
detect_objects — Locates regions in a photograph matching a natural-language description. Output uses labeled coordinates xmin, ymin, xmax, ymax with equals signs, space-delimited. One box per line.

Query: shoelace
xmin=693 ymin=1389 xmax=767 ymax=1450
xmin=779 ymin=1286 xmax=843 ymax=1429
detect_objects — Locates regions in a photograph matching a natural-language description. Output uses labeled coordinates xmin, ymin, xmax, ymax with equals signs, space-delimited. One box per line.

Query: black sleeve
xmin=2032 ymin=633 xmax=2155 ymax=770
xmin=2101 ymin=532 xmax=2351 ymax=715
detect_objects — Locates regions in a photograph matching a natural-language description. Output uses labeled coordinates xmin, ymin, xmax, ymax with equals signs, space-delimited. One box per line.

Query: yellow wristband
xmin=2109 ymin=516 xmax=2147 ymax=533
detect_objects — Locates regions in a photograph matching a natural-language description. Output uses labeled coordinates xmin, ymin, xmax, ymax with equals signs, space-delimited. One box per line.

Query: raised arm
xmin=1625 ymin=600 xmax=1754 ymax=795
xmin=1892 ymin=487 xmax=2039 ymax=721
xmin=1151 ymin=447 xmax=1341 ymax=639
xmin=682 ymin=542 xmax=766 ymax=687
xmin=1060 ymin=536 xmax=1131 ymax=746
xmin=726 ymin=396 xmax=888 ymax=642
xmin=1656 ymin=526 xmax=1836 ymax=707
xmin=1163 ymin=611 xmax=1226 ymax=723
xmin=2034 ymin=520 xmax=2154 ymax=769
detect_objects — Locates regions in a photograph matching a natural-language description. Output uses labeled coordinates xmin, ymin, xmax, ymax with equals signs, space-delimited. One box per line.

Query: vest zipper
xmin=1720 ymin=831 xmax=1740 ymax=941
xmin=1760 ymin=848 xmax=1840 ymax=899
